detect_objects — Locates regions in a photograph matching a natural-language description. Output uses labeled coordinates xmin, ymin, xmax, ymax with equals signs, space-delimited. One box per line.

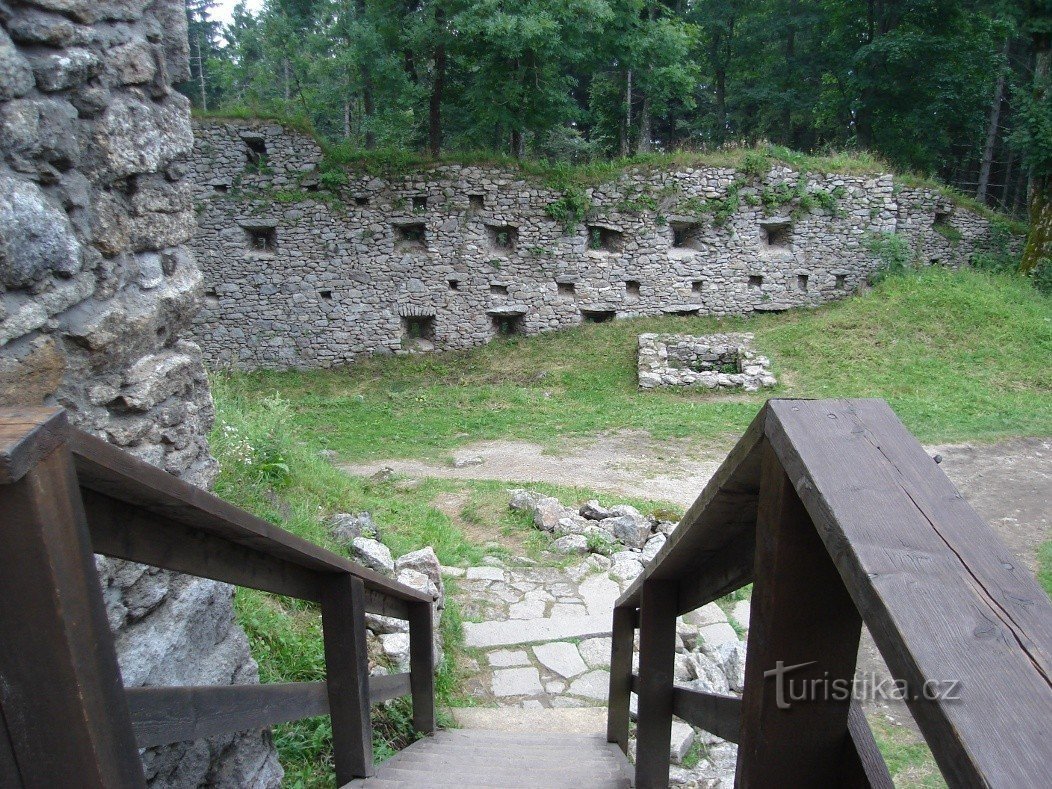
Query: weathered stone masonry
xmin=189 ymin=120 xmax=1013 ymax=371
xmin=0 ymin=3 xmax=279 ymax=786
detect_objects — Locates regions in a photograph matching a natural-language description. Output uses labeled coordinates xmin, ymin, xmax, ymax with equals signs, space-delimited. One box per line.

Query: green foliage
xmin=933 ymin=221 xmax=964 ymax=244
xmin=543 ymin=164 xmax=592 ymax=232
xmin=741 ymin=150 xmax=771 ymax=178
xmin=1040 ymin=541 xmax=1052 ymax=599
xmin=865 ymin=232 xmax=919 ymax=284
xmin=1032 ymin=258 xmax=1052 ymax=295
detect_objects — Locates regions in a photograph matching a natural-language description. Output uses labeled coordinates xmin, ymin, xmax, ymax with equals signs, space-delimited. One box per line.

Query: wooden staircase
xmin=344 ymin=729 xmax=633 ymax=788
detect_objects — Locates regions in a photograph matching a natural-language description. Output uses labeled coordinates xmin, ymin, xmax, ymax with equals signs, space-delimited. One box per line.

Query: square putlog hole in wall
xmin=835 ymin=274 xmax=847 ymax=290
xmin=469 ymin=194 xmax=485 ymax=211
xmin=557 ymin=281 xmax=576 ymax=299
xmin=797 ymin=274 xmax=809 ymax=292
xmin=486 ymin=224 xmax=518 ymax=252
xmin=491 ymin=313 xmax=524 ymax=335
xmin=748 ymin=275 xmax=764 ymax=290
xmin=670 ymin=221 xmax=703 ymax=250
xmin=448 ymin=279 xmax=460 ymax=291
xmin=760 ymin=221 xmax=792 ymax=249
xmin=588 ymin=226 xmax=624 ymax=253
xmin=490 ymin=284 xmax=509 ymax=296
xmin=692 ymin=279 xmax=704 ymax=295
xmin=401 ymin=315 xmax=436 ymax=350
xmin=625 ymin=279 xmax=641 ymax=301
xmin=393 ymin=222 xmax=426 ymax=250
xmin=581 ymin=308 xmax=616 ymax=323
xmin=242 ymin=135 xmax=267 ymax=167
xmin=354 ymin=196 xmax=370 ymax=207
xmin=245 ymin=225 xmax=277 ymax=254
xmin=412 ymin=196 xmax=427 ymax=212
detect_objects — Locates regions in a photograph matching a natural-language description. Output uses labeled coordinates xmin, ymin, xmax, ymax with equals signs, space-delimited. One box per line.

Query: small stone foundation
xmin=637 ymin=333 xmax=776 ymax=391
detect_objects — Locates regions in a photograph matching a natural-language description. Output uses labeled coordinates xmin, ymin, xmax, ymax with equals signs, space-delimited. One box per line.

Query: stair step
xmin=343 ymin=728 xmax=633 ymax=788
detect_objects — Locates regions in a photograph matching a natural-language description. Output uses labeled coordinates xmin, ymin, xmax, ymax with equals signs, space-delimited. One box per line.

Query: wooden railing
xmin=0 ymin=407 xmax=435 ymax=788
xmin=607 ymin=399 xmax=1052 ymax=788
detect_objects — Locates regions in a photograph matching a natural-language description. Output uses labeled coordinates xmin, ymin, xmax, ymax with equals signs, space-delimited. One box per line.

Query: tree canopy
xmin=183 ymin=0 xmax=1050 ymax=226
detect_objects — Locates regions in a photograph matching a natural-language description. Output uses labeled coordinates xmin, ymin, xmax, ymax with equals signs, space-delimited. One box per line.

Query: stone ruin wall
xmin=0 ymin=3 xmax=279 ymax=786
xmin=188 ymin=120 xmax=1015 ymax=371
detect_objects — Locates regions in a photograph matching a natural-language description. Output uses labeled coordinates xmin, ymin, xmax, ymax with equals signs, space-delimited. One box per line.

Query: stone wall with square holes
xmin=187 ymin=119 xmax=1021 ymax=370
xmin=637 ymin=333 xmax=776 ymax=391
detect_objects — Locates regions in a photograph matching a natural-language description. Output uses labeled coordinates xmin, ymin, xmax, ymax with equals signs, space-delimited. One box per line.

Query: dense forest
xmin=182 ymin=0 xmax=1050 ymax=268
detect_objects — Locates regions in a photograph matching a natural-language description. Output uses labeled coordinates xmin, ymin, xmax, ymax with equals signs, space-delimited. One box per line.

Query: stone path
xmin=449 ymin=555 xmax=748 ymax=713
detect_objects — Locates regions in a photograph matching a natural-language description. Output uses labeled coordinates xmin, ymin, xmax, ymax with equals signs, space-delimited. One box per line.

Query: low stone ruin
xmin=637 ymin=332 xmax=776 ymax=391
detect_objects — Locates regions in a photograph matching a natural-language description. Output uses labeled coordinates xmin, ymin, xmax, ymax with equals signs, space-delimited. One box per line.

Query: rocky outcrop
xmin=0 ymin=3 xmax=280 ymax=785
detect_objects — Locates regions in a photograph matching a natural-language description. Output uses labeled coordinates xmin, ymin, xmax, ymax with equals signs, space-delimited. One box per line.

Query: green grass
xmin=1039 ymin=542 xmax=1052 ymax=598
xmin=870 ymin=718 xmax=947 ymax=788
xmin=217 ymin=268 xmax=1052 ymax=465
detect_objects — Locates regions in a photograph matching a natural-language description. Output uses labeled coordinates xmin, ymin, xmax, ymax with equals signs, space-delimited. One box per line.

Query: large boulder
xmin=395 ymin=546 xmax=443 ymax=602
xmin=605 ymin=513 xmax=650 ymax=549
xmin=533 ymin=496 xmax=568 ymax=532
xmin=329 ymin=511 xmax=378 ymax=545
xmin=579 ymin=499 xmax=614 ymax=520
xmin=553 ymin=534 xmax=589 ymax=555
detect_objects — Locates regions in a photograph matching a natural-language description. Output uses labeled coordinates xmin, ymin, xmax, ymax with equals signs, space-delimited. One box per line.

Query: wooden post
xmin=321 ymin=573 xmax=373 ymax=782
xmin=735 ymin=441 xmax=863 ymax=786
xmin=0 ymin=408 xmax=145 ymax=787
xmin=633 ymin=580 xmax=678 ymax=788
xmin=408 ymin=600 xmax=435 ymax=735
xmin=606 ymin=605 xmax=636 ymax=753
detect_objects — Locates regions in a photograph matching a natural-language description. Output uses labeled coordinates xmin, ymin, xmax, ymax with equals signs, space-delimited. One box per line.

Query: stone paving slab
xmin=491 ymin=666 xmax=544 ymax=697
xmin=464 ymin=613 xmax=611 ymax=648
xmin=487 ymin=649 xmax=530 ymax=667
xmin=533 ymin=642 xmax=588 ymax=678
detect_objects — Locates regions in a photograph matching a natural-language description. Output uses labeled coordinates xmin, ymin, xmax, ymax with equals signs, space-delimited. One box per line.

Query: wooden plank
xmin=841 ymin=702 xmax=894 ymax=788
xmin=766 ymin=399 xmax=1052 ymax=786
xmin=616 ymin=404 xmax=766 ymax=610
xmin=71 ymin=430 xmax=428 ymax=606
xmin=606 ymin=605 xmax=636 ymax=753
xmin=0 ymin=407 xmax=68 ymax=484
xmin=126 ymin=682 xmax=330 ymax=748
xmin=0 ymin=428 xmax=145 ymax=787
xmin=370 ymin=673 xmax=412 ymax=704
xmin=735 ymin=440 xmax=863 ymax=787
xmin=0 ymin=708 xmax=21 ymax=787
xmin=84 ymin=489 xmax=323 ymax=602
xmin=322 ymin=574 xmax=374 ymax=782
xmin=675 ymin=528 xmax=754 ymax=614
xmin=670 ymin=687 xmax=741 ymax=744
xmin=408 ymin=602 xmax=436 ymax=735
xmin=633 ymin=580 xmax=679 ymax=788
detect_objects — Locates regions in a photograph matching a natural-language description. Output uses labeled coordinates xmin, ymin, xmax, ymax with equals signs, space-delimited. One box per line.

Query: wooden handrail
xmin=0 ymin=408 xmax=436 ymax=788
xmin=607 ymin=399 xmax=1052 ymax=788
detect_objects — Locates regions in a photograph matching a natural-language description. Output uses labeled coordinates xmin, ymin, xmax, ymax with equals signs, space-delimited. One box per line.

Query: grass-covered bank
xmin=219 ymin=268 xmax=1052 ymax=465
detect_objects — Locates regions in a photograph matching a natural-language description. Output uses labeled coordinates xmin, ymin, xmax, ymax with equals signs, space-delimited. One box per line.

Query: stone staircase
xmin=343 ymin=729 xmax=632 ymax=788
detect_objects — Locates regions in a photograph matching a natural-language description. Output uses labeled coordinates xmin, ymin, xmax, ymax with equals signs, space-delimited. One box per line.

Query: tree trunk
xmin=1020 ymin=33 xmax=1050 ymax=273
xmin=782 ymin=0 xmax=798 ymax=145
xmin=195 ymin=34 xmax=207 ymax=111
xmin=356 ymin=0 xmax=376 ymax=149
xmin=511 ymin=129 xmax=523 ymax=159
xmin=343 ymin=99 xmax=351 ymax=139
xmin=714 ymin=61 xmax=727 ymax=142
xmin=283 ymin=58 xmax=291 ymax=103
xmin=637 ymin=94 xmax=652 ymax=153
xmin=977 ymin=39 xmax=1009 ymax=203
xmin=619 ymin=69 xmax=632 ymax=157
xmin=429 ymin=8 xmax=446 ymax=158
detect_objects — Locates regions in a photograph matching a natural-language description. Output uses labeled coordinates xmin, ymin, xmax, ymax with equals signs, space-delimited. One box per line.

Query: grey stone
xmin=0 ymin=30 xmax=34 ymax=101
xmin=464 ymin=613 xmax=610 ymax=648
xmin=533 ymin=642 xmax=588 ymax=678
xmin=567 ymin=669 xmax=610 ymax=701
xmin=670 ymin=720 xmax=695 ymax=764
xmin=350 ymin=537 xmax=394 ymax=574
xmin=452 ymin=455 xmax=483 ymax=467
xmin=466 ymin=566 xmax=505 ymax=581
xmin=577 ymin=637 xmax=613 ymax=669
xmin=609 ymin=559 xmax=645 ymax=582
xmin=329 ymin=511 xmax=377 ymax=543
xmin=491 ymin=666 xmax=544 ymax=697
xmin=487 ymin=649 xmax=530 ymax=667
xmin=380 ymin=632 xmax=410 ymax=670
xmin=606 ymin=514 xmax=650 ymax=549
xmin=641 ymin=532 xmax=666 ymax=563
xmin=0 ymin=176 xmax=81 ymax=289
xmin=579 ymin=499 xmax=614 ymax=520
xmin=533 ymin=496 xmax=567 ymax=531
xmin=509 ymin=488 xmax=541 ymax=512
xmin=365 ymin=613 xmax=409 ymax=634
xmin=553 ymin=534 xmax=589 ymax=555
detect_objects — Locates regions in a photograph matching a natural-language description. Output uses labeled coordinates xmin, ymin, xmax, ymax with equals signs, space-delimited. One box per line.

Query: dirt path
xmin=343 ymin=434 xmax=1050 ymax=570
